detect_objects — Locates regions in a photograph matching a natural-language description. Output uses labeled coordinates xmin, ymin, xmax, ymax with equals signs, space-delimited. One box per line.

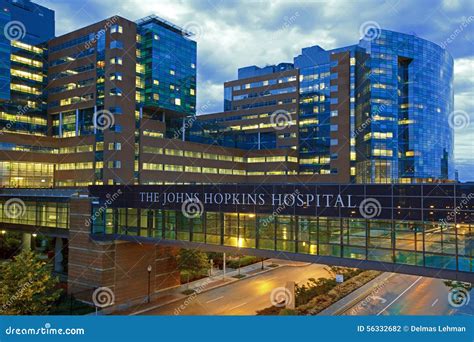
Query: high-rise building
xmin=192 ymin=30 xmax=454 ymax=184
xmin=0 ymin=3 xmax=454 ymax=187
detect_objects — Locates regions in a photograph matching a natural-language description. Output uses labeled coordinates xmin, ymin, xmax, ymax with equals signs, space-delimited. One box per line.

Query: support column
xmin=75 ymin=108 xmax=79 ymax=136
xmin=67 ymin=197 xmax=180 ymax=309
xmin=54 ymin=237 xmax=64 ymax=273
xmin=59 ymin=112 xmax=63 ymax=138
xmin=21 ymin=233 xmax=31 ymax=251
xmin=182 ymin=117 xmax=186 ymax=141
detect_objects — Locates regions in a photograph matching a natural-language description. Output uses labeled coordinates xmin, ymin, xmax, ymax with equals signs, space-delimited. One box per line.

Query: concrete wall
xmin=67 ymin=197 xmax=180 ymax=309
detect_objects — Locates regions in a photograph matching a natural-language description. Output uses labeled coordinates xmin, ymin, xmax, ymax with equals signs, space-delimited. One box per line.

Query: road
xmin=341 ymin=274 xmax=473 ymax=316
xmin=137 ymin=263 xmax=329 ymax=315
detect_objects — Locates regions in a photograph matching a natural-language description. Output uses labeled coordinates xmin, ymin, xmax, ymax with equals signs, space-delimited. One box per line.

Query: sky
xmin=35 ymin=0 xmax=474 ymax=181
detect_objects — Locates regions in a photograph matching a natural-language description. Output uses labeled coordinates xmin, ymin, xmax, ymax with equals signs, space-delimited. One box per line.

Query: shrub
xmin=279 ymin=308 xmax=298 ymax=316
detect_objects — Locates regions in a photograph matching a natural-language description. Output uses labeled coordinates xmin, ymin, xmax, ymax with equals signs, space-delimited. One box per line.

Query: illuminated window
xmin=110 ymin=57 xmax=122 ymax=65
xmin=111 ymin=24 xmax=123 ymax=34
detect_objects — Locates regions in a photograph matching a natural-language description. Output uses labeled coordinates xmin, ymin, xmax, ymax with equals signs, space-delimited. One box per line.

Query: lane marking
xmin=377 ymin=276 xmax=423 ymax=316
xmin=205 ymin=296 xmax=224 ymax=304
xmin=431 ymin=298 xmax=439 ymax=307
xmin=228 ymin=302 xmax=247 ymax=311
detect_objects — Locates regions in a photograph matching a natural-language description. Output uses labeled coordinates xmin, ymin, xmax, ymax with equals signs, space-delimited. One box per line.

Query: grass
xmin=181 ymin=289 xmax=196 ymax=295
xmin=232 ymin=274 xmax=246 ymax=279
xmin=180 ymin=270 xmax=208 ymax=284
xmin=256 ymin=269 xmax=382 ymax=316
xmin=227 ymin=256 xmax=260 ymax=269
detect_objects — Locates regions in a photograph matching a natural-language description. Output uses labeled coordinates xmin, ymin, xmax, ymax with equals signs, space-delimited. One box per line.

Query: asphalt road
xmin=341 ymin=274 xmax=473 ymax=316
xmin=138 ymin=263 xmax=329 ymax=315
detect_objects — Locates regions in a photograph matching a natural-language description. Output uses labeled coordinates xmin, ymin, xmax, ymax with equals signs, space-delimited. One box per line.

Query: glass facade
xmin=0 ymin=161 xmax=54 ymax=187
xmin=0 ymin=8 xmax=11 ymax=101
xmin=0 ymin=199 xmax=69 ymax=229
xmin=90 ymin=184 xmax=474 ymax=276
xmin=296 ymin=55 xmax=333 ymax=174
xmin=0 ymin=0 xmax=54 ymax=135
xmin=357 ymin=30 xmax=454 ymax=183
xmin=137 ymin=16 xmax=197 ymax=116
xmin=91 ymin=210 xmax=473 ymax=273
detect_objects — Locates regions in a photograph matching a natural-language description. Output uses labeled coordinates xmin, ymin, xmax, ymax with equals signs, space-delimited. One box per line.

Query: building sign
xmin=88 ymin=184 xmax=474 ymax=223
xmin=139 ymin=190 xmax=357 ymax=208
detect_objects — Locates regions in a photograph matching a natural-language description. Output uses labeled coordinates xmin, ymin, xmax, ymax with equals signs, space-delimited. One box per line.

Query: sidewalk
xmin=318 ymin=272 xmax=394 ymax=316
xmin=117 ymin=258 xmax=310 ymax=315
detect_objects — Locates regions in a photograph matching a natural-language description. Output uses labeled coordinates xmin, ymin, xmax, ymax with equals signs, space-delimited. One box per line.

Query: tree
xmin=177 ymin=249 xmax=209 ymax=288
xmin=0 ymin=250 xmax=62 ymax=315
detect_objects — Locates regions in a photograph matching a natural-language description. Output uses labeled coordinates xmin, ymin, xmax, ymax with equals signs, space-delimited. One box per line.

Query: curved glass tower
xmin=356 ymin=29 xmax=454 ymax=183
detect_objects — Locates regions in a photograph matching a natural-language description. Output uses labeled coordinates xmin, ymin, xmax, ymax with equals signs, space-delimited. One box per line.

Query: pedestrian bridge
xmin=0 ymin=184 xmax=472 ymax=282
xmin=88 ymin=184 xmax=474 ymax=282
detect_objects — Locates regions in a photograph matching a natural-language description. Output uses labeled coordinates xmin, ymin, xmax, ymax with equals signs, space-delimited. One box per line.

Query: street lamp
xmin=0 ymin=230 xmax=5 ymax=259
xmin=147 ymin=265 xmax=152 ymax=304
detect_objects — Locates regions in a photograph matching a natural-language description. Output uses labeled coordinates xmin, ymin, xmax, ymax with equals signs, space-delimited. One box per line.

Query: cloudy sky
xmin=35 ymin=0 xmax=473 ymax=181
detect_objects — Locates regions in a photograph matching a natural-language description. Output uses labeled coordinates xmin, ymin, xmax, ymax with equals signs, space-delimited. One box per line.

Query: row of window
xmin=141 ymin=146 xmax=296 ymax=163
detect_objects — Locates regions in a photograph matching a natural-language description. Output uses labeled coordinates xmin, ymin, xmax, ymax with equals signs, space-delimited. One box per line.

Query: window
xmin=330 ymin=139 xmax=338 ymax=146
xmin=330 ymin=124 xmax=338 ymax=132
xmin=111 ymin=25 xmax=123 ymax=34
xmin=108 ymin=142 xmax=121 ymax=150
xmin=185 ymin=166 xmax=201 ymax=173
xmin=170 ymin=69 xmax=175 ymax=75
xmin=108 ymin=161 xmax=121 ymax=169
xmin=110 ymin=88 xmax=122 ymax=96
xmin=110 ymin=72 xmax=122 ymax=81
xmin=175 ymin=98 xmax=181 ymax=106
xmin=110 ymin=40 xmax=123 ymax=49
xmin=114 ymin=125 xmax=122 ymax=133
xmin=109 ymin=106 xmax=122 ymax=114
xmin=110 ymin=57 xmax=122 ymax=65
